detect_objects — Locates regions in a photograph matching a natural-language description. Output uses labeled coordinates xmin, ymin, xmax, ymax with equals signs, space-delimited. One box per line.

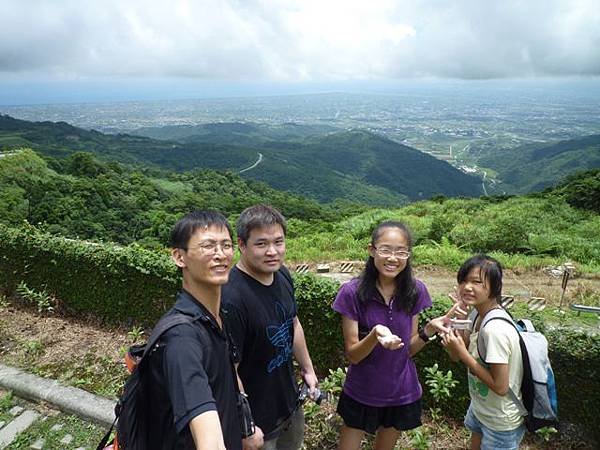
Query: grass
xmin=7 ymin=413 xmax=105 ymax=450
xmin=0 ymin=391 xmax=15 ymax=425
xmin=33 ymin=354 xmax=127 ymax=399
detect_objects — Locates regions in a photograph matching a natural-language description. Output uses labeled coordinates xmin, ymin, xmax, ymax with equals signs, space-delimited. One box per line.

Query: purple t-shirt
xmin=332 ymin=278 xmax=432 ymax=407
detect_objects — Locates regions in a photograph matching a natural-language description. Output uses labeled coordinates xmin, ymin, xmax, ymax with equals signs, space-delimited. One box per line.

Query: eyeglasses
xmin=373 ymin=246 xmax=411 ymax=259
xmin=183 ymin=240 xmax=235 ymax=255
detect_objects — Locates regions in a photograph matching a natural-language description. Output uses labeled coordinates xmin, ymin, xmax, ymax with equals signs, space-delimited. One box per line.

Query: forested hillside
xmin=477 ymin=134 xmax=600 ymax=193
xmin=0 ymin=115 xmax=481 ymax=205
xmin=0 ymin=149 xmax=354 ymax=246
xmin=1 ymin=148 xmax=599 ymax=272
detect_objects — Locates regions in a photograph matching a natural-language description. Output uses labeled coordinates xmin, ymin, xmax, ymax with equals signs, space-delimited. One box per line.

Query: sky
xmin=1 ymin=0 xmax=599 ymax=104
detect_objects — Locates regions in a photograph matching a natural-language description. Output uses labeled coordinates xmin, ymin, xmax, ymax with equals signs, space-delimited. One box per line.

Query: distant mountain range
xmin=478 ymin=134 xmax=600 ymax=193
xmin=0 ymin=115 xmax=482 ymax=205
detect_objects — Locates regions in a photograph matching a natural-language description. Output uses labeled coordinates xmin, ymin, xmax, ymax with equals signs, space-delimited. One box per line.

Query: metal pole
xmin=559 ymin=269 xmax=570 ymax=310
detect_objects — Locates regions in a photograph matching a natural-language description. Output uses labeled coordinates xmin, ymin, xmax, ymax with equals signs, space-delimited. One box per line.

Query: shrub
xmin=0 ymin=223 xmax=178 ymax=326
xmin=293 ymin=273 xmax=345 ymax=372
xmin=1 ymin=224 xmax=599 ymax=443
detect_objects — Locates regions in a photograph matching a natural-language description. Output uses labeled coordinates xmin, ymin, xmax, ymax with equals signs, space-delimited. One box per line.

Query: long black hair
xmin=357 ymin=221 xmax=418 ymax=313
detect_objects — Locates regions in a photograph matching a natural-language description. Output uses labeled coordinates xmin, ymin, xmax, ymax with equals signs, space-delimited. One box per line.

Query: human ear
xmin=171 ymin=248 xmax=186 ymax=269
xmin=368 ymin=244 xmax=376 ymax=258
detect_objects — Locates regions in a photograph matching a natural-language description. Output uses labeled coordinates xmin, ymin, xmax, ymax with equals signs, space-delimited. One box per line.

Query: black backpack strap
xmin=96 ymin=417 xmax=117 ymax=450
xmin=141 ymin=313 xmax=198 ymax=360
xmin=96 ymin=313 xmax=198 ymax=450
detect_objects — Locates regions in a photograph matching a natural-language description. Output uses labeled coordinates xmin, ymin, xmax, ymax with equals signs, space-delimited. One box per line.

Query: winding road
xmin=239 ymin=152 xmax=263 ymax=173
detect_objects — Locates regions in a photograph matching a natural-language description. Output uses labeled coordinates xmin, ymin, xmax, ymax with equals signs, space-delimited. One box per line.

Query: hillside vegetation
xmin=477 ymin=134 xmax=600 ymax=193
xmin=1 ymin=148 xmax=599 ymax=272
xmin=0 ymin=149 xmax=354 ymax=247
xmin=0 ymin=115 xmax=481 ymax=205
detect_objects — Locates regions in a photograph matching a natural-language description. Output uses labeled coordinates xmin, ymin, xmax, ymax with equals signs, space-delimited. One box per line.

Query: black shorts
xmin=336 ymin=391 xmax=422 ymax=434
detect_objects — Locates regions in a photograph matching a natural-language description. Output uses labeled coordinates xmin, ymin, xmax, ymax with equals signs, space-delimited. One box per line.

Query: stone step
xmin=59 ymin=433 xmax=73 ymax=445
xmin=30 ymin=437 xmax=44 ymax=449
xmin=0 ymin=410 xmax=40 ymax=449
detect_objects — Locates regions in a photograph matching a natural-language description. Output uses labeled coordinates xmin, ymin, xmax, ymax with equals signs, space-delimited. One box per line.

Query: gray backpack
xmin=475 ymin=308 xmax=559 ymax=432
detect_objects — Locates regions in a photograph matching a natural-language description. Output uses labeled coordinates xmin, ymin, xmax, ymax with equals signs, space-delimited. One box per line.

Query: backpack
xmin=475 ymin=308 xmax=559 ymax=432
xmin=96 ymin=313 xmax=197 ymax=450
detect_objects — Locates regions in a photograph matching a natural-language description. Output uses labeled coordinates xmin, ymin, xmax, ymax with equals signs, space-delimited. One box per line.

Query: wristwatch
xmin=418 ymin=326 xmax=430 ymax=343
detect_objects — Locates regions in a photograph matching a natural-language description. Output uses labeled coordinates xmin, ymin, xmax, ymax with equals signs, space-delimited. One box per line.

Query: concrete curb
xmin=0 ymin=363 xmax=115 ymax=427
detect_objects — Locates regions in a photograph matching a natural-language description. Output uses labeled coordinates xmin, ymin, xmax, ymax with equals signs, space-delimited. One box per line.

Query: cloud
xmin=0 ymin=0 xmax=598 ymax=80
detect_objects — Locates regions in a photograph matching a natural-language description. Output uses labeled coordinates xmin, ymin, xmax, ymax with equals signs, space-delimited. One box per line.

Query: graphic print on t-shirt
xmin=266 ymin=301 xmax=294 ymax=373
xmin=469 ymin=356 xmax=490 ymax=397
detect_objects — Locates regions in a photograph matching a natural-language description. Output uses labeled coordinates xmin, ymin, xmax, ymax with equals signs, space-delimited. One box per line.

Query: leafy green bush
xmin=293 ymin=273 xmax=345 ymax=372
xmin=1 ymin=224 xmax=599 ymax=442
xmin=0 ymin=223 xmax=178 ymax=326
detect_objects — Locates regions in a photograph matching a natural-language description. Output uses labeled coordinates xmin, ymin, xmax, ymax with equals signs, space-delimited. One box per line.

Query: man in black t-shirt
xmin=143 ymin=210 xmax=242 ymax=450
xmin=222 ymin=205 xmax=318 ymax=450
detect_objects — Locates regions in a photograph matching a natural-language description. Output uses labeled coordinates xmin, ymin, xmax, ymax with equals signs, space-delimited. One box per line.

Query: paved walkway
xmin=0 ymin=364 xmax=114 ymax=449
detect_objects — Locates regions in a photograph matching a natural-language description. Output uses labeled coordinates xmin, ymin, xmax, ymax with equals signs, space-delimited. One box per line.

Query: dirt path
xmin=325 ymin=265 xmax=600 ymax=309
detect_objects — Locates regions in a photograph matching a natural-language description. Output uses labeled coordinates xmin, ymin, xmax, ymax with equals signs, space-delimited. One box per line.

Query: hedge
xmin=0 ymin=223 xmax=178 ymax=326
xmin=1 ymin=223 xmax=598 ymax=443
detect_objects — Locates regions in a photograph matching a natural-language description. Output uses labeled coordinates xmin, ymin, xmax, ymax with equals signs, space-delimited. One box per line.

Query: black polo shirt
xmin=143 ymin=290 xmax=242 ymax=449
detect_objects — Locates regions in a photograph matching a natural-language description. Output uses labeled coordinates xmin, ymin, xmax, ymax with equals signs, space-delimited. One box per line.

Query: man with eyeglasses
xmin=222 ymin=204 xmax=318 ymax=450
xmin=142 ymin=210 xmax=242 ymax=449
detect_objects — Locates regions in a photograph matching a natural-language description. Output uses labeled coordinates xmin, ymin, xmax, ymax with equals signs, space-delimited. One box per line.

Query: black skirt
xmin=336 ymin=391 xmax=422 ymax=434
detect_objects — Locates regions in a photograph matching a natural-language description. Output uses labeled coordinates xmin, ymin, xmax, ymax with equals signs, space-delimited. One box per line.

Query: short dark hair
xmin=170 ymin=210 xmax=232 ymax=249
xmin=457 ymin=254 xmax=503 ymax=301
xmin=236 ymin=205 xmax=286 ymax=244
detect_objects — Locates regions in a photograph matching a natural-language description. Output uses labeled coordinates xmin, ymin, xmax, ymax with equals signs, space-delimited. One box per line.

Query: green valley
xmin=0 ymin=115 xmax=482 ymax=205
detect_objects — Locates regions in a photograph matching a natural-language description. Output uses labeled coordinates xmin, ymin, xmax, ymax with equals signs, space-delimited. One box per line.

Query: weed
xmin=570 ymin=282 xmax=600 ymax=307
xmin=35 ymin=353 xmax=127 ymax=398
xmin=127 ymin=325 xmax=145 ymax=343
xmin=407 ymin=426 xmax=431 ymax=450
xmin=0 ymin=293 xmax=9 ymax=309
xmin=16 ymin=281 xmax=55 ymax=314
xmin=320 ymin=367 xmax=347 ymax=398
xmin=424 ymin=363 xmax=459 ymax=424
xmin=22 ymin=340 xmax=44 ymax=358
xmin=0 ymin=391 xmax=14 ymax=411
xmin=424 ymin=363 xmax=459 ymax=404
xmin=535 ymin=426 xmax=558 ymax=442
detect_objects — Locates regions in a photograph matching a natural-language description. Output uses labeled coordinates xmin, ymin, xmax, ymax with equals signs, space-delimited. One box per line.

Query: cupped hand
xmin=378 ymin=333 xmax=403 ymax=350
xmin=373 ymin=325 xmax=403 ymax=350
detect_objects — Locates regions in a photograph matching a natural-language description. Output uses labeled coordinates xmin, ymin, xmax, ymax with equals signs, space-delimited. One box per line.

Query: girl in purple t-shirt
xmin=332 ymin=221 xmax=459 ymax=450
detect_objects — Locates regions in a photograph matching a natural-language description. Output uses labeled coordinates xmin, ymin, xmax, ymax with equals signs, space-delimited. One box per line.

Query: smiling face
xmin=171 ymin=225 xmax=234 ymax=288
xmin=238 ymin=224 xmax=286 ymax=278
xmin=368 ymin=226 xmax=410 ymax=282
xmin=458 ymin=266 xmax=494 ymax=307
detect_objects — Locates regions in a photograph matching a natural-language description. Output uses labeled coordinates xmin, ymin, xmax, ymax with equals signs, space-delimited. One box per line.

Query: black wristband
xmin=418 ymin=327 xmax=430 ymax=342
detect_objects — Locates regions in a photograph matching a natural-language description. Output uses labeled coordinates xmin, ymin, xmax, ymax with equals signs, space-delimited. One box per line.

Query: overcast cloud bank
xmin=1 ymin=0 xmax=599 ymax=82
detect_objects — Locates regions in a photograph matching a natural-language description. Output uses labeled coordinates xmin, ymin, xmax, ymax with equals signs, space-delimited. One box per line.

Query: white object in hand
xmin=378 ymin=334 xmax=403 ymax=348
xmin=450 ymin=318 xmax=472 ymax=330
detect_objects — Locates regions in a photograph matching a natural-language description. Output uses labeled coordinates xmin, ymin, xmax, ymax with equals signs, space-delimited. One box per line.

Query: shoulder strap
xmin=477 ymin=311 xmax=528 ymax=417
xmin=477 ymin=308 xmax=514 ymax=362
xmin=96 ymin=313 xmax=200 ymax=450
xmin=141 ymin=313 xmax=197 ymax=360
